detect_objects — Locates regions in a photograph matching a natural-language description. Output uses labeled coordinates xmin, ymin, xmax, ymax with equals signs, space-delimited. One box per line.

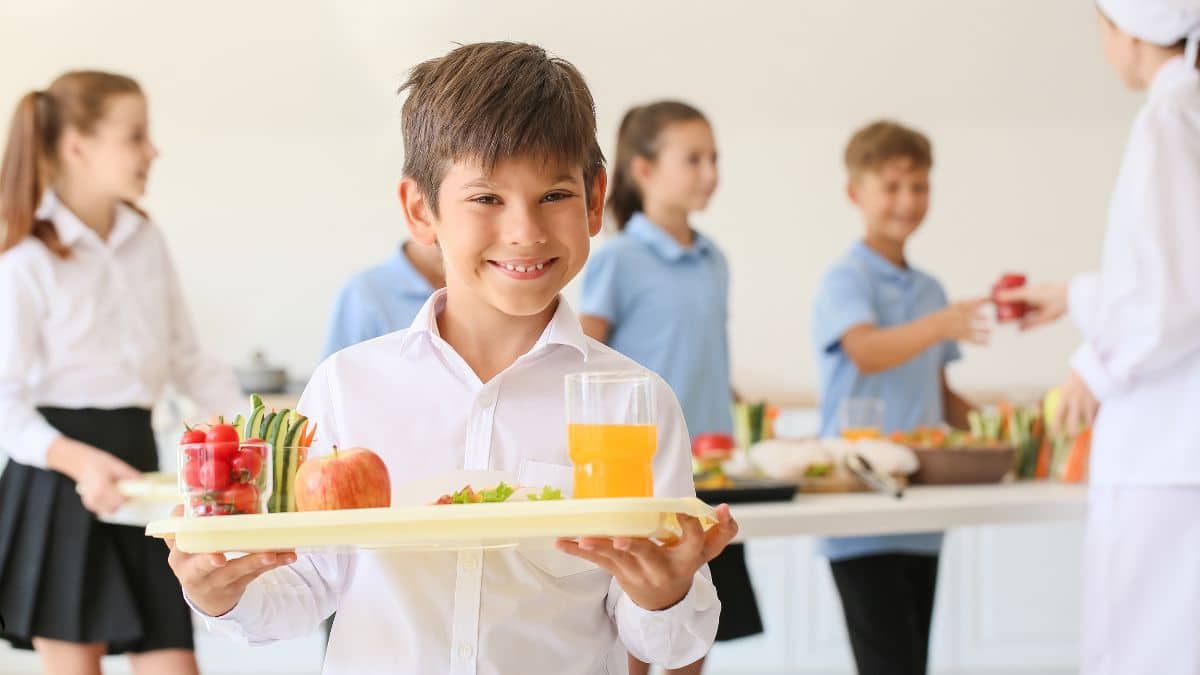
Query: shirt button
xmin=458 ymin=644 xmax=474 ymax=659
xmin=478 ymin=390 xmax=495 ymax=408
xmin=461 ymin=555 xmax=478 ymax=572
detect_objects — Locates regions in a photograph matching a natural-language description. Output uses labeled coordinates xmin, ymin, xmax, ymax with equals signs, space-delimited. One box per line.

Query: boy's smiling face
xmin=848 ymin=156 xmax=931 ymax=246
xmin=401 ymin=155 xmax=606 ymax=318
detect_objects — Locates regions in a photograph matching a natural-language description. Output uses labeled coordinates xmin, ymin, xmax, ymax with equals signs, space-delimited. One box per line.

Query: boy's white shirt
xmin=1068 ymin=56 xmax=1200 ymax=484
xmin=189 ymin=289 xmax=720 ymax=674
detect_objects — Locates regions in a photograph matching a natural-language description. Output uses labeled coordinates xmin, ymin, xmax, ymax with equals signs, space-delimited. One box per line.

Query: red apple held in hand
xmin=294 ymin=445 xmax=391 ymax=511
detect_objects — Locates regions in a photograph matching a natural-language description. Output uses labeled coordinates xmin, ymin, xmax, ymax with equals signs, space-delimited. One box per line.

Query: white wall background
xmin=1 ymin=0 xmax=1139 ymax=399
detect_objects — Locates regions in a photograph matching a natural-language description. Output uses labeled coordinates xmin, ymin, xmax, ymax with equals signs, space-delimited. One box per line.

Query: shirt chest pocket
xmin=515 ymin=460 xmax=602 ymax=578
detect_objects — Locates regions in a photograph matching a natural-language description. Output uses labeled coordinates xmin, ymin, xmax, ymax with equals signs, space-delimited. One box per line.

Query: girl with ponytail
xmin=0 ymin=72 xmax=241 ymax=673
xmin=579 ymin=101 xmax=761 ymax=675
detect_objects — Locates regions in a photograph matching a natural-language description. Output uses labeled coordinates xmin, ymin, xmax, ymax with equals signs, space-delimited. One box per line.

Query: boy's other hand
xmin=936 ymin=298 xmax=991 ymax=345
xmin=556 ymin=503 xmax=738 ymax=611
xmin=163 ymin=505 xmax=297 ymax=618
xmin=995 ymin=281 xmax=1068 ymax=330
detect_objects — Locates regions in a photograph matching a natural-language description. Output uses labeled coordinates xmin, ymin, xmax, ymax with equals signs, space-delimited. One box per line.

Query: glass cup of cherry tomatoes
xmin=178 ymin=422 xmax=273 ymax=517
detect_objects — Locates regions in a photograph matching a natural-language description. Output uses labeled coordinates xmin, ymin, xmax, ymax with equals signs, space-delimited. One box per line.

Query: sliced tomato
xmin=692 ymin=433 xmax=735 ymax=459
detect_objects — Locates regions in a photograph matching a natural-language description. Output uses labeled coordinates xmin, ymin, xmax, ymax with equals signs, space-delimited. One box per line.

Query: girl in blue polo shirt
xmin=580 ymin=101 xmax=757 ymax=675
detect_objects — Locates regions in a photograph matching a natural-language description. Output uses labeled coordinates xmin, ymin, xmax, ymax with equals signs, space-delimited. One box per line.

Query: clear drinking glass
xmin=565 ymin=372 xmax=657 ymax=498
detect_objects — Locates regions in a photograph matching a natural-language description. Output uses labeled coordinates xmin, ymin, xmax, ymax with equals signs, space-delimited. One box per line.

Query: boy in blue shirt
xmin=811 ymin=121 xmax=987 ymax=675
xmin=322 ymin=240 xmax=444 ymax=357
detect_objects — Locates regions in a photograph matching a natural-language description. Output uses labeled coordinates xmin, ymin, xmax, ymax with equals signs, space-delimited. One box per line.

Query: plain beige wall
xmin=1 ymin=0 xmax=1141 ymax=401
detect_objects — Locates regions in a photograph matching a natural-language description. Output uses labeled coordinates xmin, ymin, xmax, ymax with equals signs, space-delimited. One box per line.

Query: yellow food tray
xmin=146 ymin=497 xmax=716 ymax=553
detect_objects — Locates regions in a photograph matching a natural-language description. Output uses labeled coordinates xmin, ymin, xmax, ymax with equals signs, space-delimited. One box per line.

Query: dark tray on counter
xmin=697 ymin=479 xmax=799 ymax=504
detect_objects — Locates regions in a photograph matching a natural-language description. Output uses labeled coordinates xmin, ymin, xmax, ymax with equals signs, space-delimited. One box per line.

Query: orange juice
xmin=841 ymin=427 xmax=882 ymax=441
xmin=568 ymin=423 xmax=656 ymax=498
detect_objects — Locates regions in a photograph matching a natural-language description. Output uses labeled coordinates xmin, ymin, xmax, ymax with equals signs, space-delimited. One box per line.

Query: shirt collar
xmin=398 ymin=288 xmax=590 ymax=360
xmin=1150 ymin=55 xmax=1199 ymax=100
xmin=625 ymin=212 xmax=713 ymax=262
xmin=36 ymin=189 xmax=145 ymax=250
xmin=850 ymin=240 xmax=914 ymax=285
xmin=388 ymin=243 xmax=438 ymax=297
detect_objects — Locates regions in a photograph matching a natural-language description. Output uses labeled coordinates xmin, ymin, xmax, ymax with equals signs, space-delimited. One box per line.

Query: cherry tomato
xmin=232 ymin=447 xmax=263 ymax=483
xmin=206 ymin=423 xmax=239 ymax=445
xmin=190 ymin=497 xmax=233 ymax=517
xmin=220 ymin=483 xmax=260 ymax=514
xmin=199 ymin=457 xmax=234 ymax=491
xmin=180 ymin=425 xmax=206 ymax=445
xmin=183 ymin=459 xmax=204 ymax=489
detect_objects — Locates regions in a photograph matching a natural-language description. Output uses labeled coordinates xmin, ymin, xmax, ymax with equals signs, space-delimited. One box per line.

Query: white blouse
xmin=0 ymin=191 xmax=242 ymax=468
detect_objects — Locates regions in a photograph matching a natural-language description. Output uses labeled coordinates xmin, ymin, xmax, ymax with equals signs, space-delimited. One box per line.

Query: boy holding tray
xmin=165 ymin=41 xmax=737 ymax=675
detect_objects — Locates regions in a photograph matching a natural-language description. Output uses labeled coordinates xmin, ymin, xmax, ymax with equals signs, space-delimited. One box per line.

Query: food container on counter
xmin=909 ymin=445 xmax=1015 ymax=485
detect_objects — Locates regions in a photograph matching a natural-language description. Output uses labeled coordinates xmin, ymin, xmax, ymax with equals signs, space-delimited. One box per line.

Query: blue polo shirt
xmin=323 ymin=244 xmax=436 ymax=358
xmin=813 ymin=241 xmax=961 ymax=560
xmin=580 ymin=212 xmax=733 ymax=438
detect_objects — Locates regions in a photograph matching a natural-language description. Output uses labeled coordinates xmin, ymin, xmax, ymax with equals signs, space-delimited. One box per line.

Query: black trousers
xmin=829 ymin=553 xmax=939 ymax=675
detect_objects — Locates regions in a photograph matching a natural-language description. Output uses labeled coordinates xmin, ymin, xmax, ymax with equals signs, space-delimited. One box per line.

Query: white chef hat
xmin=1097 ymin=0 xmax=1200 ymax=67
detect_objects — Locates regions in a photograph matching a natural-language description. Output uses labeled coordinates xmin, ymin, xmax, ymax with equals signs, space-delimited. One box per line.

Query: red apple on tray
xmin=294 ymin=445 xmax=391 ymax=511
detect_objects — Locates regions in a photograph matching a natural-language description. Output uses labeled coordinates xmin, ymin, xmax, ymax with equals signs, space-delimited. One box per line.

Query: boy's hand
xmin=555 ymin=503 xmax=738 ymax=611
xmin=1054 ymin=370 xmax=1099 ymax=436
xmin=935 ymin=298 xmax=990 ymax=345
xmin=163 ymin=505 xmax=297 ymax=617
xmin=995 ymin=282 xmax=1068 ymax=330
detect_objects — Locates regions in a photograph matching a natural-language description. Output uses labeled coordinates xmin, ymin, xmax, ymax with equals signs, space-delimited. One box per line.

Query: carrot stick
xmin=1062 ymin=429 xmax=1091 ymax=483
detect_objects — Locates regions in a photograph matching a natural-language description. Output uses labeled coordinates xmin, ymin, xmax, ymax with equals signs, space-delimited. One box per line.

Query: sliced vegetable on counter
xmin=692 ymin=433 xmax=735 ymax=490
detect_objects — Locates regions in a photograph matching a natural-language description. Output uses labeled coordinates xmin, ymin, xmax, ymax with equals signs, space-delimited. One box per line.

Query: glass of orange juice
xmin=566 ymin=372 xmax=656 ymax=498
xmin=840 ymin=398 xmax=885 ymax=441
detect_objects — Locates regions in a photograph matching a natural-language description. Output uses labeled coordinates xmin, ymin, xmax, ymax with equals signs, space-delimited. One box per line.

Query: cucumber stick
xmin=245 ymin=406 xmax=265 ymax=441
xmin=281 ymin=416 xmax=307 ymax=512
xmin=265 ymin=410 xmax=290 ymax=512
xmin=229 ymin=415 xmax=245 ymax=442
xmin=259 ymin=411 xmax=276 ymax=440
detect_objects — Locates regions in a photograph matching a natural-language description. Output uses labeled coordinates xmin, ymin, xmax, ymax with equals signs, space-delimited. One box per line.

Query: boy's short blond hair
xmin=844 ymin=120 xmax=933 ymax=179
xmin=398 ymin=42 xmax=605 ymax=215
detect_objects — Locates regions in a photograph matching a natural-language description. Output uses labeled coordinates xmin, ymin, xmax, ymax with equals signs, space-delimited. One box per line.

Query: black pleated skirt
xmin=709 ymin=543 xmax=765 ymax=641
xmin=0 ymin=407 xmax=193 ymax=654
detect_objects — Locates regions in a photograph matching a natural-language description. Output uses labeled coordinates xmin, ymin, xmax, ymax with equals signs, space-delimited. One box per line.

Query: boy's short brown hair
xmin=398 ymin=42 xmax=605 ymax=214
xmin=844 ymin=120 xmax=933 ymax=179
